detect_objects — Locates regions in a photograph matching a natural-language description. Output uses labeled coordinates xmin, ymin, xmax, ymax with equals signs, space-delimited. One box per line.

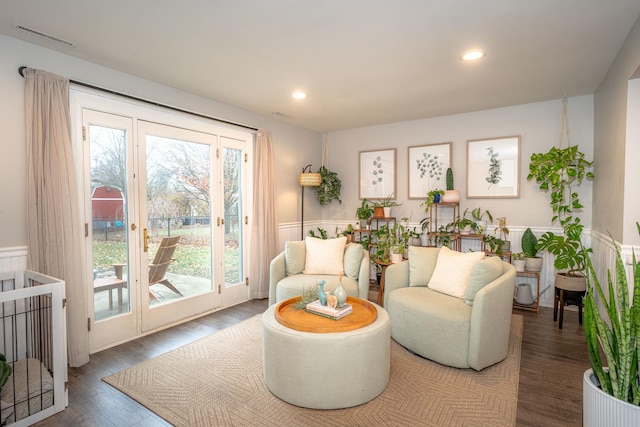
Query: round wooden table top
xmin=275 ymin=296 xmax=378 ymax=333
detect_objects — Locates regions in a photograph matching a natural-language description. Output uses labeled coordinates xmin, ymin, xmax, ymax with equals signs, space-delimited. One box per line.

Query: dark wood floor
xmin=34 ymin=301 xmax=589 ymax=427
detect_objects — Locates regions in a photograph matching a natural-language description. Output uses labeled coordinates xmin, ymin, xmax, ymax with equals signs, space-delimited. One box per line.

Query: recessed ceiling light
xmin=462 ymin=50 xmax=485 ymax=61
xmin=291 ymin=91 xmax=307 ymax=99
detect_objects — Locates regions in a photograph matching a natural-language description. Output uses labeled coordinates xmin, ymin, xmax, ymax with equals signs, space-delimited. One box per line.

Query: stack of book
xmin=305 ymin=300 xmax=353 ymax=320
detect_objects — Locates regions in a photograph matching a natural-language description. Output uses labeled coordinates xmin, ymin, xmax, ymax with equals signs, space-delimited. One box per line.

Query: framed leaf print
xmin=359 ymin=149 xmax=396 ymax=199
xmin=408 ymin=142 xmax=452 ymax=199
xmin=467 ymin=136 xmax=520 ymax=198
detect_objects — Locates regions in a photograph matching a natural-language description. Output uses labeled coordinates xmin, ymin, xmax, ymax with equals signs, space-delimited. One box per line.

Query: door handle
xmin=143 ymin=228 xmax=149 ymax=252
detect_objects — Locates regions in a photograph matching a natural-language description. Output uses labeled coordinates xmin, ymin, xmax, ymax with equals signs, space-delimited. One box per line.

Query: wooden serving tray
xmin=275 ymin=296 xmax=377 ymax=333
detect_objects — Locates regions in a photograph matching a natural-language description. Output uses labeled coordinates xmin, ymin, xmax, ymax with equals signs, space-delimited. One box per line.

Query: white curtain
xmin=249 ymin=130 xmax=279 ymax=299
xmin=24 ymin=69 xmax=89 ymax=367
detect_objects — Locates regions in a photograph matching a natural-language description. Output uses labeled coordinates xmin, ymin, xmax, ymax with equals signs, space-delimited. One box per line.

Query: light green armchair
xmin=269 ymin=239 xmax=370 ymax=306
xmin=384 ymin=246 xmax=516 ymax=371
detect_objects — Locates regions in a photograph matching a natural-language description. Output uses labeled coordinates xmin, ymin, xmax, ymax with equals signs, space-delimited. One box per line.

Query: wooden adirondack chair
xmin=148 ymin=236 xmax=183 ymax=301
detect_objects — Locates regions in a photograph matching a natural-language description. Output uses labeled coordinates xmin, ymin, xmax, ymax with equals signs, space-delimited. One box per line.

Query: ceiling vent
xmin=272 ymin=112 xmax=294 ymax=119
xmin=14 ymin=24 xmax=75 ymax=47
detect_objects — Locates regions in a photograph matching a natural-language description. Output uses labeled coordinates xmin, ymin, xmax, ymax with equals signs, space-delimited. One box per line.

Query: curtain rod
xmin=18 ymin=66 xmax=258 ymax=132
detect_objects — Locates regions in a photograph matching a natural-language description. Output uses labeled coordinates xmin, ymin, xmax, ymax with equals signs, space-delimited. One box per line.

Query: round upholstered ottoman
xmin=262 ymin=301 xmax=390 ymax=409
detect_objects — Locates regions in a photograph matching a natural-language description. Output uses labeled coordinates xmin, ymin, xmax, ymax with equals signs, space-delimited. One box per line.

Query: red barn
xmin=91 ymin=186 xmax=124 ymax=221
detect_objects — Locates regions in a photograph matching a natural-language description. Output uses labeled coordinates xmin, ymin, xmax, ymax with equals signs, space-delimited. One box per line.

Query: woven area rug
xmin=103 ymin=313 xmax=523 ymax=426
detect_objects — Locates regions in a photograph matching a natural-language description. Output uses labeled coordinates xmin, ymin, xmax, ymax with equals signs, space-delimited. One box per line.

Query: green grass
xmin=93 ymin=230 xmax=240 ymax=281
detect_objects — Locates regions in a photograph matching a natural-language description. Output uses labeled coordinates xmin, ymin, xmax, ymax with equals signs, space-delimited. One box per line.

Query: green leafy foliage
xmin=0 ymin=353 xmax=11 ymax=389
xmin=308 ymin=227 xmax=328 ymax=239
xmin=527 ymin=144 xmax=594 ymax=274
xmin=446 ymin=167 xmax=454 ymax=191
xmin=521 ymin=228 xmax=539 ymax=258
xmin=584 ymin=224 xmax=640 ymax=405
xmin=316 ymin=166 xmax=342 ymax=206
xmin=356 ymin=199 xmax=374 ymax=220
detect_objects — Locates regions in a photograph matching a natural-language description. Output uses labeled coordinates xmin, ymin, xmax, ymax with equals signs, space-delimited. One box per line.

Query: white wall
xmin=593 ymin=15 xmax=640 ymax=243
xmin=0 ymin=35 xmax=322 ymax=248
xmin=326 ymin=96 xmax=595 ymax=230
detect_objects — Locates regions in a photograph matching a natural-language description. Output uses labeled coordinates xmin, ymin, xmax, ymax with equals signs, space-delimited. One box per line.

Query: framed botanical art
xmin=467 ymin=135 xmax=520 ymax=198
xmin=407 ymin=142 xmax=452 ymax=199
xmin=359 ymin=148 xmax=396 ymax=199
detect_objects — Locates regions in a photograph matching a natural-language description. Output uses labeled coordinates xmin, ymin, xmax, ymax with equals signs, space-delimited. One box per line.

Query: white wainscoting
xmin=278 ymin=221 xmax=640 ymax=311
xmin=0 ymin=246 xmax=27 ymax=274
xmin=590 ymin=231 xmax=639 ymax=309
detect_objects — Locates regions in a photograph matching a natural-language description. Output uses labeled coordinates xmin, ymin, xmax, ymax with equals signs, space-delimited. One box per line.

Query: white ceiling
xmin=2 ymin=1 xmax=640 ymax=131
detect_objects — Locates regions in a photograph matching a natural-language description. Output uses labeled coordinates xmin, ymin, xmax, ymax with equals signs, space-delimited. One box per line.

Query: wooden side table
xmin=375 ymin=261 xmax=392 ymax=307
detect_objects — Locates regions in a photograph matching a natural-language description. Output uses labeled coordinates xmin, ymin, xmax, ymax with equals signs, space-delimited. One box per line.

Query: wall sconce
xmin=298 ymin=164 xmax=322 ymax=239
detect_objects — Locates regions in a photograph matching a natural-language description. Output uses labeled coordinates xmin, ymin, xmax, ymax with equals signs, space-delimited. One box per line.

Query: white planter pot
xmin=383 ymin=207 xmax=391 ymax=218
xmin=525 ymin=257 xmax=543 ymax=272
xmin=583 ymin=369 xmax=640 ymax=426
xmin=441 ymin=190 xmax=460 ymax=203
xmin=475 ymin=220 xmax=487 ymax=234
xmin=513 ymin=259 xmax=526 ymax=272
xmin=390 ymin=253 xmax=403 ymax=264
xmin=420 ymin=234 xmax=430 ymax=247
xmin=460 ymin=225 xmax=472 ymax=235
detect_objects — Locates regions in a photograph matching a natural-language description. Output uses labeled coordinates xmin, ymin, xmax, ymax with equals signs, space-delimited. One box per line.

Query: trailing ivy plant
xmin=527 ymin=145 xmax=594 ymax=276
xmin=316 ymin=166 xmax=342 ymax=206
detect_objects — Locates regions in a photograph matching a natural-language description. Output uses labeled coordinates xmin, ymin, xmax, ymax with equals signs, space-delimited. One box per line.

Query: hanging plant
xmin=316 ymin=166 xmax=342 ymax=206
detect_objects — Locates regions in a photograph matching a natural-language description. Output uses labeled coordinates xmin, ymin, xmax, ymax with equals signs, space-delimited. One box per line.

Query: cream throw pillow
xmin=428 ymin=246 xmax=485 ymax=298
xmin=304 ymin=236 xmax=347 ymax=275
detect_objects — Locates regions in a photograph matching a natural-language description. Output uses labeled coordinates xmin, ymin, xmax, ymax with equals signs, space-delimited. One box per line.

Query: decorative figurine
xmin=326 ymin=292 xmax=338 ymax=309
xmin=317 ymin=280 xmax=327 ymax=306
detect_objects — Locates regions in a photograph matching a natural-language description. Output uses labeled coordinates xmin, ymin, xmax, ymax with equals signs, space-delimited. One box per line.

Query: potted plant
xmin=371 ymin=224 xmax=391 ymax=263
xmin=419 ymin=218 xmax=431 ymax=246
xmin=522 ymin=227 xmax=543 ymax=272
xmin=356 ymin=199 xmax=374 ymax=229
xmin=388 ymin=217 xmax=411 ymax=263
xmin=582 ymin=224 xmax=640 ymax=426
xmin=421 ymin=190 xmax=445 ymax=213
xmin=512 ymin=252 xmax=526 ymax=272
xmin=456 ymin=209 xmax=477 ymax=235
xmin=493 ymin=216 xmax=510 ymax=252
xmin=373 ymin=192 xmax=400 ymax=218
xmin=482 ymin=234 xmax=506 ymax=256
xmin=315 ymin=166 xmax=342 ymax=205
xmin=471 ymin=207 xmax=493 ymax=233
xmin=441 ymin=167 xmax=460 ymax=203
xmin=434 ymin=222 xmax=455 ymax=249
xmin=339 ymin=224 xmax=355 ymax=243
xmin=527 ymin=143 xmax=594 ymax=290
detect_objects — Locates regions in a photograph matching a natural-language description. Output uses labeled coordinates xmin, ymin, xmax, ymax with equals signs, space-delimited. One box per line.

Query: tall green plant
xmin=584 ymin=223 xmax=640 ymax=405
xmin=446 ymin=167 xmax=454 ymax=191
xmin=521 ymin=228 xmax=539 ymax=258
xmin=527 ymin=145 xmax=594 ymax=275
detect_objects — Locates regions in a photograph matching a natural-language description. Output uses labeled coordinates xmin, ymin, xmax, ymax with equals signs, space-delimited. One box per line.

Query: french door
xmin=80 ymin=103 xmax=250 ymax=352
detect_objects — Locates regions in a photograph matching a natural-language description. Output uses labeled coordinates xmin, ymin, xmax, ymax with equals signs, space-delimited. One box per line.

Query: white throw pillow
xmin=304 ymin=236 xmax=347 ymax=275
xmin=428 ymin=246 xmax=485 ymax=298
xmin=284 ymin=241 xmax=306 ymax=275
